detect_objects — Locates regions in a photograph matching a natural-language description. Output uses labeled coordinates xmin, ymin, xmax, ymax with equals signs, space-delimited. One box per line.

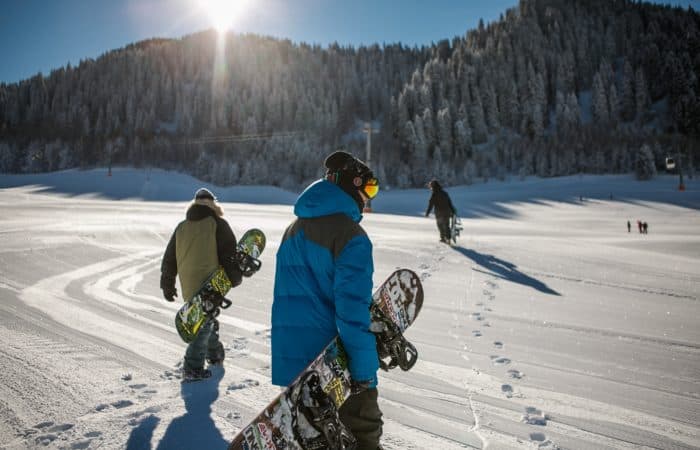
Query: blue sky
xmin=0 ymin=0 xmax=696 ymax=84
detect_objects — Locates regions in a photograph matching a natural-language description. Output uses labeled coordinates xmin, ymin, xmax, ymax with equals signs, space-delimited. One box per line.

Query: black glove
xmin=350 ymin=379 xmax=372 ymax=395
xmin=163 ymin=287 xmax=177 ymax=302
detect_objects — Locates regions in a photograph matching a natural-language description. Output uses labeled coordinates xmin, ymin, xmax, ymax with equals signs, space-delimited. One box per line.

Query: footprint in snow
xmin=32 ymin=423 xmax=75 ymax=447
xmin=420 ymin=272 xmax=431 ymax=281
xmin=48 ymin=424 xmax=74 ymax=433
xmin=70 ymin=440 xmax=92 ymax=449
xmin=230 ymin=337 xmax=251 ymax=357
xmin=508 ymin=369 xmax=524 ymax=379
xmin=530 ymin=432 xmax=547 ymax=441
xmin=130 ymin=406 xmax=161 ymax=419
xmin=227 ymin=379 xmax=260 ymax=391
xmin=161 ymin=369 xmax=180 ymax=380
xmin=490 ymin=356 xmax=511 ymax=365
xmin=471 ymin=330 xmax=482 ymax=337
xmin=470 ymin=312 xmax=483 ymax=321
xmin=494 ymin=341 xmax=503 ymax=349
xmin=255 ymin=328 xmax=272 ymax=340
xmin=35 ymin=434 xmax=58 ymax=446
xmin=522 ymin=407 xmax=548 ymax=425
xmin=96 ymin=402 xmax=132 ymax=414
xmin=501 ymin=384 xmax=514 ymax=398
xmin=18 ymin=421 xmax=55 ymax=438
xmin=128 ymin=383 xmax=147 ymax=390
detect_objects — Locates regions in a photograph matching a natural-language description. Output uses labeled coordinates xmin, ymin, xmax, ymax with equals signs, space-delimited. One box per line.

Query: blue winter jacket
xmin=272 ymin=179 xmax=378 ymax=387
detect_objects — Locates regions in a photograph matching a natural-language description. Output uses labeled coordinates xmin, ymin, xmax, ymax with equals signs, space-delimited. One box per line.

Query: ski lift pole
xmin=678 ymin=150 xmax=685 ymax=191
xmin=363 ymin=122 xmax=379 ymax=212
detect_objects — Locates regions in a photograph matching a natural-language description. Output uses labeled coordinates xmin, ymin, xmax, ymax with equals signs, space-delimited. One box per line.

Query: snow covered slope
xmin=0 ymin=169 xmax=698 ymax=449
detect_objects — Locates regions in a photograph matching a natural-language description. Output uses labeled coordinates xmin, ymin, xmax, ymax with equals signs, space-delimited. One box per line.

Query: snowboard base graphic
xmin=229 ymin=268 xmax=423 ymax=450
xmin=175 ymin=228 xmax=266 ymax=343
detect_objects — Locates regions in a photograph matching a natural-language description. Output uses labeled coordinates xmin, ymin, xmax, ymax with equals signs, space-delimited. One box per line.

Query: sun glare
xmin=199 ymin=0 xmax=246 ymax=32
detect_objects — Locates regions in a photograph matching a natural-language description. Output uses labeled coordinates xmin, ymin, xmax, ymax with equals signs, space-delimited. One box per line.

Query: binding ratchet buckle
xmin=233 ymin=251 xmax=262 ymax=277
xmin=371 ymin=319 xmax=419 ymax=371
xmin=292 ymin=371 xmax=357 ymax=450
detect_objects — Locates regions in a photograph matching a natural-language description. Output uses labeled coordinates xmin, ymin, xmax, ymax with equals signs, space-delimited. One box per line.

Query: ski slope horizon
xmin=1 ymin=166 xmax=699 ymax=216
xmin=0 ymin=169 xmax=699 ymax=449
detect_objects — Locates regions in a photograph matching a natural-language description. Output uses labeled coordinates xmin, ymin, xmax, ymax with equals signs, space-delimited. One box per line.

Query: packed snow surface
xmin=1 ymin=168 xmax=699 ymax=449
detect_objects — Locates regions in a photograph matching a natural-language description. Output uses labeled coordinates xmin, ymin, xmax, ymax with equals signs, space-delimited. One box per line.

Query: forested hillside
xmin=1 ymin=0 xmax=698 ymax=188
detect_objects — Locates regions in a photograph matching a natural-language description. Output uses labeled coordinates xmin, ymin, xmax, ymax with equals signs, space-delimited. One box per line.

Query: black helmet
xmin=324 ymin=150 xmax=378 ymax=211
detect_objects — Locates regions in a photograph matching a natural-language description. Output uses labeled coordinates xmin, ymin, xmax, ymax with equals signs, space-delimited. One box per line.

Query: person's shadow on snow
xmin=452 ymin=246 xmax=560 ymax=296
xmin=126 ymin=414 xmax=160 ymax=450
xmin=155 ymin=366 xmax=228 ymax=450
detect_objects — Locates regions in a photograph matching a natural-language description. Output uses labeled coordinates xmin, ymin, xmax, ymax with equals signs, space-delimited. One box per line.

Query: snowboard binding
xmin=232 ymin=250 xmax=262 ymax=277
xmin=199 ymin=288 xmax=232 ymax=318
xmin=371 ymin=319 xmax=419 ymax=371
xmin=290 ymin=371 xmax=357 ymax=450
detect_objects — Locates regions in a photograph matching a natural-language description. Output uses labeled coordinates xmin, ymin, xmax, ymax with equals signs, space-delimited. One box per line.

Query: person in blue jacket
xmin=272 ymin=150 xmax=382 ymax=449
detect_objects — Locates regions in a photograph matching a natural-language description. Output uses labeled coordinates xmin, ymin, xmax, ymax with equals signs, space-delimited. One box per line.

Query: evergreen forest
xmin=1 ymin=0 xmax=698 ymax=188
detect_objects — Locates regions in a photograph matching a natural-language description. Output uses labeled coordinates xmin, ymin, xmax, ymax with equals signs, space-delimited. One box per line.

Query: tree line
xmin=1 ymin=0 xmax=698 ymax=188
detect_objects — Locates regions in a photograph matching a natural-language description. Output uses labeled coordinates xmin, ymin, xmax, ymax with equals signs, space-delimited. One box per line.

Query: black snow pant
xmin=339 ymin=388 xmax=383 ymax=450
xmin=436 ymin=215 xmax=451 ymax=242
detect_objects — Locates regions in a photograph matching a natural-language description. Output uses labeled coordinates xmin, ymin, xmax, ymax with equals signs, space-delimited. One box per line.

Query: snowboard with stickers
xmin=229 ymin=268 xmax=423 ymax=450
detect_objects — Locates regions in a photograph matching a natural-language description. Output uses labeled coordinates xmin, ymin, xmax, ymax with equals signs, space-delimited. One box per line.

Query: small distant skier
xmin=425 ymin=179 xmax=457 ymax=243
xmin=160 ymin=188 xmax=243 ymax=382
xmin=627 ymin=220 xmax=631 ymax=233
xmin=272 ymin=150 xmax=383 ymax=449
xmin=643 ymin=222 xmax=648 ymax=234
xmin=637 ymin=220 xmax=643 ymax=234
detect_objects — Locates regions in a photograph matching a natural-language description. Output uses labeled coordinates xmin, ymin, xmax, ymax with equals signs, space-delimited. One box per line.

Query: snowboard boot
xmin=182 ymin=367 xmax=212 ymax=382
xmin=206 ymin=347 xmax=225 ymax=366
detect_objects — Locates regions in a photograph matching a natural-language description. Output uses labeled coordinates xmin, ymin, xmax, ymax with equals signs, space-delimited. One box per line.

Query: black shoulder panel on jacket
xmin=283 ymin=214 xmax=366 ymax=259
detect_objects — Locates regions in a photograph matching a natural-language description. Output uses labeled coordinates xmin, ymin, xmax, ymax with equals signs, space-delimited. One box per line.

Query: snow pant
xmin=184 ymin=318 xmax=224 ymax=371
xmin=338 ymin=388 xmax=383 ymax=450
xmin=436 ymin=215 xmax=451 ymax=242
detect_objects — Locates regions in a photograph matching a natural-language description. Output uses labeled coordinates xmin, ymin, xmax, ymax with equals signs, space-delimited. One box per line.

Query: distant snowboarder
xmin=627 ymin=220 xmax=631 ymax=233
xmin=425 ymin=179 xmax=457 ymax=243
xmin=160 ymin=188 xmax=244 ymax=382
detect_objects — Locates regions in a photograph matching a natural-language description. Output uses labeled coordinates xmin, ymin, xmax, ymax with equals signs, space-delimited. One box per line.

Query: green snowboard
xmin=175 ymin=228 xmax=266 ymax=343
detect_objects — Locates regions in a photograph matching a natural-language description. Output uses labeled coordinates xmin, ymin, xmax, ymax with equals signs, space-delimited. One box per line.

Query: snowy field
xmin=0 ymin=168 xmax=699 ymax=449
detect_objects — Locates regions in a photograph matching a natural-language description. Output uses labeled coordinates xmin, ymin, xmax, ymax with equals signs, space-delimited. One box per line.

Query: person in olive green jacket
xmin=160 ymin=188 xmax=243 ymax=381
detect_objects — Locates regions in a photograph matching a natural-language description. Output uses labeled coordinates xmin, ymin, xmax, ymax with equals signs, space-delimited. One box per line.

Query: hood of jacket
xmin=294 ymin=179 xmax=362 ymax=222
xmin=186 ymin=203 xmax=218 ymax=221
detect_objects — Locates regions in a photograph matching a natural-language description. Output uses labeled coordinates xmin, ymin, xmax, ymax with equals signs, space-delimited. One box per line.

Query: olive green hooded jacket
xmin=160 ymin=202 xmax=242 ymax=301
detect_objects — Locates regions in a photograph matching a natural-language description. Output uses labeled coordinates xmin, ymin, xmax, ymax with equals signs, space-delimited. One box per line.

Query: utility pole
xmin=363 ymin=121 xmax=379 ymax=212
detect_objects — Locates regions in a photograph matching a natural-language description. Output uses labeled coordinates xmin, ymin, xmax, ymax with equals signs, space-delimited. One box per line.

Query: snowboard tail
xmin=175 ymin=228 xmax=266 ymax=343
xmin=450 ymin=214 xmax=463 ymax=244
xmin=229 ymin=268 xmax=423 ymax=450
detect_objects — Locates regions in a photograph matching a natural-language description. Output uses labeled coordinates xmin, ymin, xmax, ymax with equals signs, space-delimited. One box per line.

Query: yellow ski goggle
xmin=362 ymin=177 xmax=379 ymax=199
